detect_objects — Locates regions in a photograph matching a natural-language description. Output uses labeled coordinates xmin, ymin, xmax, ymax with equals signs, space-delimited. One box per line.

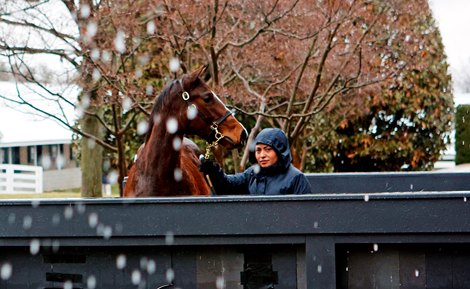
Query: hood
xmin=251 ymin=128 xmax=292 ymax=170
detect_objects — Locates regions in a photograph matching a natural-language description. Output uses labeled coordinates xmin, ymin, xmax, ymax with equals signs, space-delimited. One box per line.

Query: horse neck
xmin=136 ymin=107 xmax=189 ymax=195
xmin=143 ymin=119 xmax=184 ymax=177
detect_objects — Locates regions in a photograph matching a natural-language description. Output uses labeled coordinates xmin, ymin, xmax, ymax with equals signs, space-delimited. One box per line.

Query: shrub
xmin=455 ymin=105 xmax=470 ymax=164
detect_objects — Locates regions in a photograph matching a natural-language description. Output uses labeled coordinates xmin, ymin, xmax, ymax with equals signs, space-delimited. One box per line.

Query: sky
xmin=428 ymin=0 xmax=470 ymax=99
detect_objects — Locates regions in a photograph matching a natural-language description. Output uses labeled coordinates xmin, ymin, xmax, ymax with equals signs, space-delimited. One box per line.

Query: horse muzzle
xmin=222 ymin=126 xmax=248 ymax=149
xmin=239 ymin=127 xmax=248 ymax=147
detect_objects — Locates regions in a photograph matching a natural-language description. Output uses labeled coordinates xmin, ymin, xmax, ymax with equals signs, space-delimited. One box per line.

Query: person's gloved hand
xmin=199 ymin=155 xmax=221 ymax=176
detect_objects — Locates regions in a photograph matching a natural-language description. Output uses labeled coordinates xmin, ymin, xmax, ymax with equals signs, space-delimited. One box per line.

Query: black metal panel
xmin=306 ymin=172 xmax=470 ymax=193
xmin=2 ymin=193 xmax=470 ymax=239
xmin=337 ymin=244 xmax=470 ymax=289
xmin=306 ymin=236 xmax=336 ymax=289
xmin=0 ymin=246 xmax=174 ymax=289
xmin=1 ymin=172 xmax=470 ymax=288
xmin=0 ymin=245 xmax=300 ymax=289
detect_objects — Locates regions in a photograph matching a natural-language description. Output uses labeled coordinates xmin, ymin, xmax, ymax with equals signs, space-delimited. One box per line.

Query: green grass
xmin=0 ymin=185 xmax=120 ymax=199
xmin=0 ymin=191 xmax=81 ymax=199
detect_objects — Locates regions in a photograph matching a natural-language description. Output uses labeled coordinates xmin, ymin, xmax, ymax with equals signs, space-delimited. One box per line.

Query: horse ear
xmin=189 ymin=65 xmax=209 ymax=81
xmin=202 ymin=64 xmax=211 ymax=81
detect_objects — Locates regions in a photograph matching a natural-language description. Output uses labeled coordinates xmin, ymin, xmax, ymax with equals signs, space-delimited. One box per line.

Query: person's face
xmin=255 ymin=144 xmax=278 ymax=168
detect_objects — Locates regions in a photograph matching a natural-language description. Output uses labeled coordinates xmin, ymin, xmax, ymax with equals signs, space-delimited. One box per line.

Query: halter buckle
xmin=182 ymin=91 xmax=190 ymax=101
xmin=205 ymin=124 xmax=225 ymax=159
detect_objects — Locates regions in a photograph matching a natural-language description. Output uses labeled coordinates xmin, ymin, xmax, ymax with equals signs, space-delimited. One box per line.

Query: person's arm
xmin=199 ymin=158 xmax=249 ymax=195
xmin=290 ymin=173 xmax=313 ymax=194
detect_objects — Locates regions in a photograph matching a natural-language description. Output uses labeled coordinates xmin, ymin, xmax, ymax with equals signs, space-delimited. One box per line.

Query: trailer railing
xmin=1 ymin=172 xmax=470 ymax=289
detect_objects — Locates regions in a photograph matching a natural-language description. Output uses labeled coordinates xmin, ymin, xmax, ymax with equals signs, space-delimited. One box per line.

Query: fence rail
xmin=1 ymin=172 xmax=470 ymax=289
xmin=1 ymin=193 xmax=470 ymax=289
xmin=0 ymin=164 xmax=43 ymax=193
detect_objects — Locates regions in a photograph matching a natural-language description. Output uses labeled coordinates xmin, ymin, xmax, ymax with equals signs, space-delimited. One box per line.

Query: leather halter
xmin=177 ymin=79 xmax=232 ymax=158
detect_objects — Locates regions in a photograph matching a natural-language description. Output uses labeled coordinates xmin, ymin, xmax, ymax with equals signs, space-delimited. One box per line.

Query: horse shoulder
xmin=122 ymin=143 xmax=146 ymax=197
xmin=123 ymin=164 xmax=137 ymax=197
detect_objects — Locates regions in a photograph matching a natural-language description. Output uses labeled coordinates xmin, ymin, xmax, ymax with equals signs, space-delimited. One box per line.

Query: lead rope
xmin=204 ymin=123 xmax=225 ymax=159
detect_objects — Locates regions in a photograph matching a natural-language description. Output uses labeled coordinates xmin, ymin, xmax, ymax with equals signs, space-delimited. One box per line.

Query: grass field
xmin=0 ymin=191 xmax=81 ymax=199
xmin=0 ymin=185 xmax=120 ymax=199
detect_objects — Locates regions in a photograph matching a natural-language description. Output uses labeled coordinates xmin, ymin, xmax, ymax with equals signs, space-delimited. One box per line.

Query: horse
xmin=123 ymin=66 xmax=248 ymax=197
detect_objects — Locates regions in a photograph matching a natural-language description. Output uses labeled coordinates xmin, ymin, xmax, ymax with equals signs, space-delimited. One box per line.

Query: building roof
xmin=0 ymin=81 xmax=76 ymax=148
xmin=0 ymin=104 xmax=73 ymax=147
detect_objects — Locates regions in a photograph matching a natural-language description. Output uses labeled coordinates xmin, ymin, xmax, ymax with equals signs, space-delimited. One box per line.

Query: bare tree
xmin=154 ymin=0 xmax=413 ymax=170
xmin=0 ymin=0 xmax=153 ymax=196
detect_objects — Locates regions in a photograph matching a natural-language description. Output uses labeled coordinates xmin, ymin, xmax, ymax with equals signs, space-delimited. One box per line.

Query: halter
xmin=204 ymin=110 xmax=232 ymax=159
xmin=177 ymin=79 xmax=232 ymax=159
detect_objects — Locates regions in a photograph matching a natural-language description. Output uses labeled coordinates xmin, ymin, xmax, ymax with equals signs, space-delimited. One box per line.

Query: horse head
xmin=176 ymin=66 xmax=248 ymax=150
xmin=124 ymin=66 xmax=248 ymax=197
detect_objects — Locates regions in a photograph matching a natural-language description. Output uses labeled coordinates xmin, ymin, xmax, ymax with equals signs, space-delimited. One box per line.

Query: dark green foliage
xmin=455 ymin=105 xmax=470 ymax=165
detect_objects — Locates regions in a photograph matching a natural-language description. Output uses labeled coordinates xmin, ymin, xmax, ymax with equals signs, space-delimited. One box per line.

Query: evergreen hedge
xmin=455 ymin=105 xmax=470 ymax=164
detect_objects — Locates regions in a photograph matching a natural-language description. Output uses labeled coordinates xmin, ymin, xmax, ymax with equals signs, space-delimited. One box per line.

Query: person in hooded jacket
xmin=199 ymin=128 xmax=312 ymax=195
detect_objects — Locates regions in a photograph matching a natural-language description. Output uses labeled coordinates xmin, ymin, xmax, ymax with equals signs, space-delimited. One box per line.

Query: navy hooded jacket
xmin=211 ymin=128 xmax=312 ymax=195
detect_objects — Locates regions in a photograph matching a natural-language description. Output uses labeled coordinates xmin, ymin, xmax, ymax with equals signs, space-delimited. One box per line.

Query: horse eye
xmin=201 ymin=92 xmax=213 ymax=103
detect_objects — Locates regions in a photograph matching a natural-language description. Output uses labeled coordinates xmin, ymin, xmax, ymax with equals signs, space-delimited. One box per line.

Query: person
xmin=199 ymin=128 xmax=312 ymax=195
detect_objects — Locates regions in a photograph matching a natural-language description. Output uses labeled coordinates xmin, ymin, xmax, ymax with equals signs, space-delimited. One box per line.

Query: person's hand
xmin=199 ymin=155 xmax=221 ymax=176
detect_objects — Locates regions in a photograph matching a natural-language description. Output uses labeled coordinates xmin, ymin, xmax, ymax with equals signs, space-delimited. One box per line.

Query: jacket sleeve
xmin=209 ymin=168 xmax=251 ymax=195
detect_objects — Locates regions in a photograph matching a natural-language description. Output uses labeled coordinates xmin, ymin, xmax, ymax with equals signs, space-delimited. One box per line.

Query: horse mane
xmin=145 ymin=80 xmax=177 ymax=143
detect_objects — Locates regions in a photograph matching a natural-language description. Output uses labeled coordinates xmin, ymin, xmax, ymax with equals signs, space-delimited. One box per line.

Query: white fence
xmin=0 ymin=164 xmax=43 ymax=194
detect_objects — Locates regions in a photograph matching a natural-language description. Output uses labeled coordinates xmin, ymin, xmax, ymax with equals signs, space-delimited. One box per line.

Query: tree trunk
xmin=112 ymin=103 xmax=127 ymax=197
xmin=80 ymin=108 xmax=103 ymax=197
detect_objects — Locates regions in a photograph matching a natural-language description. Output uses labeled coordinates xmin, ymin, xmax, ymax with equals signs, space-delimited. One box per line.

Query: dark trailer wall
xmin=1 ymin=172 xmax=470 ymax=289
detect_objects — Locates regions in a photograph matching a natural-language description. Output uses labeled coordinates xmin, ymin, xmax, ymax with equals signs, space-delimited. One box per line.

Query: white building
xmin=0 ymin=81 xmax=81 ymax=192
